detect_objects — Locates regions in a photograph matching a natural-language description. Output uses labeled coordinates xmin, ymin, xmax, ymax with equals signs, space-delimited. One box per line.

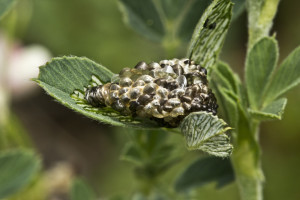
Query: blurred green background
xmin=1 ymin=0 xmax=299 ymax=199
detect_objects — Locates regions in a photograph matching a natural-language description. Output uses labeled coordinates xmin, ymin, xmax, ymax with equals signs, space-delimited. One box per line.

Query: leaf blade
xmin=231 ymin=0 xmax=246 ymax=20
xmin=175 ymin=0 xmax=211 ymax=41
xmin=120 ymin=143 xmax=143 ymax=166
xmin=212 ymin=61 xmax=240 ymax=94
xmin=175 ymin=156 xmax=234 ymax=192
xmin=118 ymin=0 xmax=165 ymax=42
xmin=0 ymin=0 xmax=17 ymax=20
xmin=70 ymin=178 xmax=96 ymax=200
xmin=264 ymin=45 xmax=300 ymax=104
xmin=119 ymin=0 xmax=212 ymax=43
xmin=187 ymin=0 xmax=233 ymax=71
xmin=180 ymin=112 xmax=233 ymax=157
xmin=245 ymin=37 xmax=278 ymax=109
xmin=0 ymin=150 xmax=40 ymax=199
xmin=210 ymin=62 xmax=241 ymax=128
xmin=35 ymin=56 xmax=160 ymax=128
xmin=218 ymin=87 xmax=238 ymax=128
xmin=249 ymin=98 xmax=287 ymax=121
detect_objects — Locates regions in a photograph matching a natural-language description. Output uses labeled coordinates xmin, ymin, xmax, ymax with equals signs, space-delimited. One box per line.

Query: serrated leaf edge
xmin=180 ymin=112 xmax=233 ymax=156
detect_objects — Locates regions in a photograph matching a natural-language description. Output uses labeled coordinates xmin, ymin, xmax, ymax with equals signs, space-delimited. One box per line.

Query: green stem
xmin=232 ymin=1 xmax=281 ymax=199
xmin=162 ymin=33 xmax=181 ymax=58
xmin=231 ymin=122 xmax=264 ymax=200
xmin=137 ymin=175 xmax=157 ymax=196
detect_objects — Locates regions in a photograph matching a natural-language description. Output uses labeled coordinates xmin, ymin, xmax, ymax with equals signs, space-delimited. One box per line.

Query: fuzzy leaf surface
xmin=187 ymin=0 xmax=233 ymax=71
xmin=210 ymin=62 xmax=240 ymax=128
xmin=71 ymin=178 xmax=96 ymax=200
xmin=246 ymin=37 xmax=278 ymax=109
xmin=218 ymin=87 xmax=238 ymax=127
xmin=0 ymin=150 xmax=40 ymax=199
xmin=175 ymin=156 xmax=234 ymax=192
xmin=35 ymin=56 xmax=160 ymax=128
xmin=180 ymin=112 xmax=233 ymax=157
xmin=264 ymin=46 xmax=300 ymax=104
xmin=0 ymin=0 xmax=17 ymax=19
xmin=213 ymin=61 xmax=239 ymax=95
xmin=249 ymin=98 xmax=287 ymax=121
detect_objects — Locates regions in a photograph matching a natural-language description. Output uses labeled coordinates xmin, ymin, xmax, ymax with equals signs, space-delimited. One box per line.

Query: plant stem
xmin=136 ymin=176 xmax=155 ymax=196
xmin=162 ymin=33 xmax=180 ymax=58
xmin=232 ymin=1 xmax=281 ymax=199
xmin=231 ymin=122 xmax=264 ymax=200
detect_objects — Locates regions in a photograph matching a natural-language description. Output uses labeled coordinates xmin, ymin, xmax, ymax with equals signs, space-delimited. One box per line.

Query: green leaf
xmin=70 ymin=178 xmax=96 ymax=200
xmin=213 ymin=61 xmax=240 ymax=94
xmin=249 ymin=98 xmax=287 ymax=121
xmin=170 ymin=0 xmax=211 ymax=41
xmin=121 ymin=129 xmax=179 ymax=178
xmin=231 ymin=0 xmax=246 ymax=20
xmin=35 ymin=56 xmax=160 ymax=128
xmin=187 ymin=0 xmax=233 ymax=71
xmin=118 ymin=0 xmax=165 ymax=42
xmin=245 ymin=37 xmax=278 ymax=109
xmin=175 ymin=156 xmax=234 ymax=192
xmin=218 ymin=87 xmax=238 ymax=128
xmin=0 ymin=113 xmax=32 ymax=149
xmin=118 ymin=0 xmax=212 ymax=43
xmin=0 ymin=149 xmax=40 ymax=199
xmin=0 ymin=0 xmax=17 ymax=20
xmin=180 ymin=112 xmax=233 ymax=157
xmin=120 ymin=143 xmax=143 ymax=166
xmin=264 ymin=46 xmax=300 ymax=104
xmin=121 ymin=129 xmax=177 ymax=166
xmin=210 ymin=62 xmax=241 ymax=128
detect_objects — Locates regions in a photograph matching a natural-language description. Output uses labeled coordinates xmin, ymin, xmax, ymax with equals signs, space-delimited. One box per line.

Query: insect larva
xmin=84 ymin=58 xmax=218 ymax=127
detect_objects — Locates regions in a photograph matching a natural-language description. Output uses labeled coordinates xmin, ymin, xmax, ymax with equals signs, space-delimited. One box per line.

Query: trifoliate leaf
xmin=180 ymin=112 xmax=233 ymax=157
xmin=118 ymin=0 xmax=212 ymax=42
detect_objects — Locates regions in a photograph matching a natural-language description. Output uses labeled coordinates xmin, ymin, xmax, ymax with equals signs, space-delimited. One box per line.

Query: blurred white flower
xmin=0 ymin=32 xmax=51 ymax=98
